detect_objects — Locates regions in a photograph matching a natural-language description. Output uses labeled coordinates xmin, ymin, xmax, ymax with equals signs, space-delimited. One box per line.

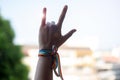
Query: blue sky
xmin=0 ymin=0 xmax=120 ymax=50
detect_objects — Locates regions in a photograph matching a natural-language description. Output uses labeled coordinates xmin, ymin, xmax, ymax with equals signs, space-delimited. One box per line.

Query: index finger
xmin=41 ymin=7 xmax=46 ymax=27
xmin=57 ymin=5 xmax=68 ymax=29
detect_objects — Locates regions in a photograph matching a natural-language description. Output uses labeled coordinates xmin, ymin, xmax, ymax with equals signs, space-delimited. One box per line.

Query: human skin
xmin=34 ymin=5 xmax=76 ymax=80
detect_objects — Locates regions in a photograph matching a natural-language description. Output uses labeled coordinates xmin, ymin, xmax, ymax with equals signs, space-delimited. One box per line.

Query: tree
xmin=0 ymin=15 xmax=29 ymax=80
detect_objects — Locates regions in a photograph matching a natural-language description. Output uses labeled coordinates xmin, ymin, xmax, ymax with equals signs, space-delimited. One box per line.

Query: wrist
xmin=39 ymin=45 xmax=58 ymax=56
xmin=39 ymin=44 xmax=58 ymax=50
xmin=39 ymin=45 xmax=52 ymax=50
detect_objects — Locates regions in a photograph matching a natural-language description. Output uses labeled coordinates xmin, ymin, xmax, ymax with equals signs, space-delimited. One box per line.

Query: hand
xmin=39 ymin=5 xmax=76 ymax=49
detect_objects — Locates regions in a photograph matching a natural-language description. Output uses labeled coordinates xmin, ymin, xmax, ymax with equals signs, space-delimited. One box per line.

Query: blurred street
xmin=22 ymin=45 xmax=120 ymax=80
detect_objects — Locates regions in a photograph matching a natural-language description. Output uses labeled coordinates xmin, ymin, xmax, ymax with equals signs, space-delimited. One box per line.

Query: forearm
xmin=34 ymin=56 xmax=53 ymax=80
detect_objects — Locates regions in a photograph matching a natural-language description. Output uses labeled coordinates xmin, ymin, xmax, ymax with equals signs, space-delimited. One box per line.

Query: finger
xmin=41 ymin=7 xmax=46 ymax=27
xmin=57 ymin=29 xmax=76 ymax=47
xmin=57 ymin=5 xmax=68 ymax=29
xmin=62 ymin=29 xmax=76 ymax=43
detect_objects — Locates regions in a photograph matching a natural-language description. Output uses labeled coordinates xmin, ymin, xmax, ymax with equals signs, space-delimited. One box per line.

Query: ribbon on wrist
xmin=38 ymin=45 xmax=64 ymax=80
xmin=39 ymin=49 xmax=52 ymax=56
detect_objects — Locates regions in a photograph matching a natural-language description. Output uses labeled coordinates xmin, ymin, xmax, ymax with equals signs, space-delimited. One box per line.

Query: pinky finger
xmin=41 ymin=7 xmax=46 ymax=27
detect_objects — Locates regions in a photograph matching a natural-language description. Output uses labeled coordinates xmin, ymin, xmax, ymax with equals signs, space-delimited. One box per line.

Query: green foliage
xmin=0 ymin=16 xmax=29 ymax=80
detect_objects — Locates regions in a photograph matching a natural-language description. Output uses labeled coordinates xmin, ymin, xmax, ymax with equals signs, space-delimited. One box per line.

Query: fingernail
xmin=64 ymin=5 xmax=68 ymax=9
xmin=43 ymin=8 xmax=46 ymax=14
xmin=72 ymin=29 xmax=77 ymax=32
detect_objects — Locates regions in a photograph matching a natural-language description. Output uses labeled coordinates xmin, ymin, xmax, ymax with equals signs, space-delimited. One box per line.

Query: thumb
xmin=57 ymin=29 xmax=76 ymax=48
xmin=62 ymin=29 xmax=76 ymax=43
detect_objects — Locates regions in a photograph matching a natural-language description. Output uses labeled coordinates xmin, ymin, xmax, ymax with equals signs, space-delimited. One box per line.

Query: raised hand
xmin=39 ymin=5 xmax=76 ymax=49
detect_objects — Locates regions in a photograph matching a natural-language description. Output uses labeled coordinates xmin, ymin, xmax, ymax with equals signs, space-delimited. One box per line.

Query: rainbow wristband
xmin=38 ymin=49 xmax=52 ymax=56
xmin=38 ymin=46 xmax=63 ymax=80
xmin=39 ymin=49 xmax=58 ymax=67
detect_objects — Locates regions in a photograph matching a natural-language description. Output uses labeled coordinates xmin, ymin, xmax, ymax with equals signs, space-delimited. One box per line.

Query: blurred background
xmin=0 ymin=0 xmax=120 ymax=80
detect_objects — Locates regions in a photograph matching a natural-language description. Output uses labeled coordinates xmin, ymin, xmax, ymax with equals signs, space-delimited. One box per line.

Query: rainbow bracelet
xmin=38 ymin=49 xmax=52 ymax=56
xmin=38 ymin=45 xmax=64 ymax=80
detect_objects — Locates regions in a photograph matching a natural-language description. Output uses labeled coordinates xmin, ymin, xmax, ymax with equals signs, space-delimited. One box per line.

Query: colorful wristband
xmin=38 ymin=45 xmax=63 ymax=80
xmin=38 ymin=49 xmax=52 ymax=56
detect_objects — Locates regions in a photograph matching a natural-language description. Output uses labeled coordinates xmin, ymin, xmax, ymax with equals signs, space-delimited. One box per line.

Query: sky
xmin=0 ymin=0 xmax=120 ymax=50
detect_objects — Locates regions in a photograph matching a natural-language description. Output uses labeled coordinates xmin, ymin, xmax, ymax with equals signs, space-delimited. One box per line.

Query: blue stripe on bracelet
xmin=39 ymin=49 xmax=52 ymax=55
